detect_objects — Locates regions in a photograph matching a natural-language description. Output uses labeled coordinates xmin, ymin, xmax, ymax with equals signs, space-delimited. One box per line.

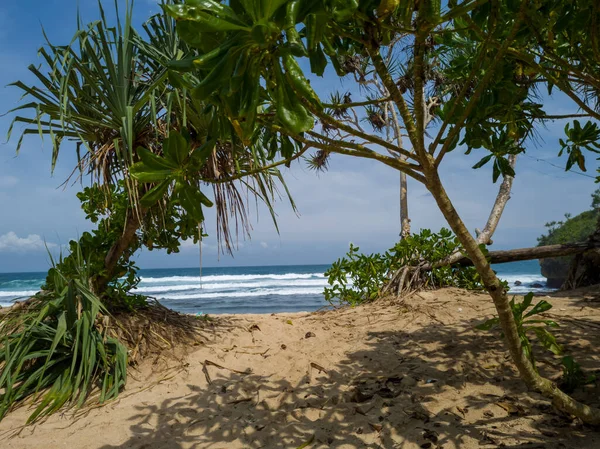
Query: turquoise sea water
xmin=0 ymin=260 xmax=549 ymax=314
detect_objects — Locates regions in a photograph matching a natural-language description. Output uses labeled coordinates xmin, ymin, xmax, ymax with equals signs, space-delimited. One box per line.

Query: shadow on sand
xmin=96 ymin=295 xmax=600 ymax=449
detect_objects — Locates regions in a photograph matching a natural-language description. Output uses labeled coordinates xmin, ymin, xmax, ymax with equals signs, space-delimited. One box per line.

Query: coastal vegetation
xmin=2 ymin=2 xmax=293 ymax=422
xmin=1 ymin=0 xmax=600 ymax=431
xmin=324 ymin=228 xmax=482 ymax=305
xmin=537 ymin=189 xmax=600 ymax=288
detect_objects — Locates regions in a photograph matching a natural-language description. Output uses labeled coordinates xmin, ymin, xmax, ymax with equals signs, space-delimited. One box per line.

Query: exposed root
xmin=381 ymin=263 xmax=430 ymax=299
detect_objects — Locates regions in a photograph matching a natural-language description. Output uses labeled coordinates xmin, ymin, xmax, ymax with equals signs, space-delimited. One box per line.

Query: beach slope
xmin=2 ymin=287 xmax=600 ymax=448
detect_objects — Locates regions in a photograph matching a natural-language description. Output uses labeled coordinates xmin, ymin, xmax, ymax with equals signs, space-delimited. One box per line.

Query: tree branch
xmin=306 ymin=130 xmax=422 ymax=171
xmin=367 ymin=46 xmax=421 ymax=153
xmin=434 ymin=4 xmax=527 ymax=166
xmin=301 ymin=99 xmax=417 ymax=161
xmin=208 ymin=147 xmax=310 ymax=184
xmin=475 ymin=154 xmax=517 ymax=245
xmin=272 ymin=125 xmax=426 ymax=183
xmin=323 ymin=97 xmax=390 ymax=109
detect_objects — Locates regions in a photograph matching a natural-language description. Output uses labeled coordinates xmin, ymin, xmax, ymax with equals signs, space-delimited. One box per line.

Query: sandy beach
xmin=1 ymin=287 xmax=600 ymax=448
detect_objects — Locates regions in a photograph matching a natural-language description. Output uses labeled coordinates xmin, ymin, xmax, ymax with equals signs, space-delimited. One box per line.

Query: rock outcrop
xmin=539 ymin=256 xmax=573 ymax=289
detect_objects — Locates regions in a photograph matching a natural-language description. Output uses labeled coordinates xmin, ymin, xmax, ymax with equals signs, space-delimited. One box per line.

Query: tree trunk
xmin=91 ymin=209 xmax=144 ymax=296
xmin=431 ymin=155 xmax=518 ymax=268
xmin=448 ymin=242 xmax=598 ymax=267
xmin=423 ymin=164 xmax=600 ymax=425
xmin=400 ymin=171 xmax=411 ymax=238
xmin=562 ymin=213 xmax=600 ymax=289
xmin=475 ymin=154 xmax=517 ymax=245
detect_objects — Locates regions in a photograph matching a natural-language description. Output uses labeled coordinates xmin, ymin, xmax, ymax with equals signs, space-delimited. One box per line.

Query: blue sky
xmin=0 ymin=0 xmax=597 ymax=273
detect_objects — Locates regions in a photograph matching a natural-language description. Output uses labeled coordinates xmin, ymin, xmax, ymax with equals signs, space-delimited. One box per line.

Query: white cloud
xmin=0 ymin=176 xmax=18 ymax=188
xmin=260 ymin=241 xmax=268 ymax=248
xmin=179 ymin=239 xmax=223 ymax=254
xmin=0 ymin=232 xmax=56 ymax=253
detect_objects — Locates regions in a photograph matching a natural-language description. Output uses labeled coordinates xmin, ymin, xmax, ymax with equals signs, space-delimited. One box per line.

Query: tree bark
xmin=91 ymin=209 xmax=144 ymax=296
xmin=475 ymin=154 xmax=517 ymax=245
xmin=449 ymin=242 xmax=598 ymax=267
xmin=423 ymin=163 xmax=600 ymax=425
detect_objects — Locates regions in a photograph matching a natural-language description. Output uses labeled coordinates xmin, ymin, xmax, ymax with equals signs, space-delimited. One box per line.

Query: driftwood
xmin=451 ymin=242 xmax=599 ymax=267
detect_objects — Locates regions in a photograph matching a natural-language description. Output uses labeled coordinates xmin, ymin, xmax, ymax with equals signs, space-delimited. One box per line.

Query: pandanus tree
xmin=0 ymin=1 xmax=295 ymax=422
xmin=7 ymin=1 xmax=293 ymax=299
xmin=163 ymin=0 xmax=600 ymax=423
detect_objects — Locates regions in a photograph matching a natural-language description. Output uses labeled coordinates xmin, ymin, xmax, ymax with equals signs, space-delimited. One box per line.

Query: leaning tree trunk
xmin=91 ymin=209 xmax=145 ymax=296
xmin=562 ymin=213 xmax=600 ymax=290
xmin=424 ymin=164 xmax=600 ymax=424
xmin=385 ymin=154 xmax=519 ymax=296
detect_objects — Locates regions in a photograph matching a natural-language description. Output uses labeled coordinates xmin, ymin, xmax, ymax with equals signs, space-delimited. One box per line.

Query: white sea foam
xmin=500 ymin=274 xmax=546 ymax=284
xmin=135 ymin=278 xmax=330 ymax=293
xmin=139 ymin=273 xmax=324 ymax=284
xmin=0 ymin=290 xmax=39 ymax=298
xmin=499 ymin=273 xmax=551 ymax=293
xmin=155 ymin=287 xmax=325 ymax=300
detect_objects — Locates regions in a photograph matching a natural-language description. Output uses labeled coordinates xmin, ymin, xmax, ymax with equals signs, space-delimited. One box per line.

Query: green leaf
xmin=163 ymin=131 xmax=190 ymax=165
xmin=530 ymin=327 xmax=562 ymax=355
xmin=130 ymin=163 xmax=174 ymax=183
xmin=526 ymin=319 xmax=559 ymax=328
xmin=164 ymin=4 xmax=250 ymax=32
xmin=497 ymin=156 xmax=516 ymax=178
xmin=492 ymin=160 xmax=501 ymax=183
xmin=524 ymin=299 xmax=553 ymax=318
xmin=137 ymin=147 xmax=178 ymax=170
xmin=309 ymin=45 xmax=327 ymax=76
xmin=140 ymin=179 xmax=172 ymax=207
xmin=472 ymin=154 xmax=493 ymax=169
xmin=522 ymin=292 xmax=534 ymax=310
xmin=191 ymin=138 xmax=217 ymax=164
xmin=178 ymin=186 xmax=205 ymax=222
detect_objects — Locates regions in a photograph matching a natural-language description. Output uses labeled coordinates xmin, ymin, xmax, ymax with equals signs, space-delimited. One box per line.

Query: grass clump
xmin=0 ymin=245 xmax=127 ymax=423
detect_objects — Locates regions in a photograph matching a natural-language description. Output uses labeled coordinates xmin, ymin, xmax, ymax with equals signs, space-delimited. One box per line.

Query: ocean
xmin=0 ymin=260 xmax=551 ymax=314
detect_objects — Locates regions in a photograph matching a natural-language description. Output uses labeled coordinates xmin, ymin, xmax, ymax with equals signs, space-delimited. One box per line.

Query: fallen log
xmin=451 ymin=242 xmax=599 ymax=267
xmin=385 ymin=241 xmax=599 ymax=298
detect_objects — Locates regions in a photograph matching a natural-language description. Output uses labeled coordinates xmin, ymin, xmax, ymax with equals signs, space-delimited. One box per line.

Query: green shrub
xmin=324 ymin=228 xmax=483 ymax=306
xmin=538 ymin=210 xmax=599 ymax=247
xmin=560 ymin=355 xmax=596 ymax=393
xmin=477 ymin=292 xmax=562 ymax=367
xmin=538 ymin=188 xmax=599 ymax=247
xmin=43 ymin=183 xmax=143 ymax=309
xmin=0 ymin=244 xmax=128 ymax=423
